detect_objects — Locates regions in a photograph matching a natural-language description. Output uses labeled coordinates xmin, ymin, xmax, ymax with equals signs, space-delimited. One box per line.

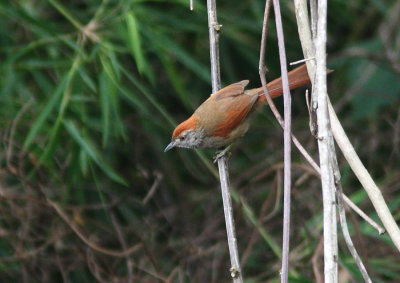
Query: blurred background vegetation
xmin=1 ymin=0 xmax=400 ymax=282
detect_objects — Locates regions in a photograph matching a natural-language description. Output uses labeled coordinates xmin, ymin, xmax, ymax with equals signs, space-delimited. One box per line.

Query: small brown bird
xmin=164 ymin=64 xmax=311 ymax=152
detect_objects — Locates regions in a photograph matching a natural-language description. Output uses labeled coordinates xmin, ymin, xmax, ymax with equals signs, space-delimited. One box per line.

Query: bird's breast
xmin=198 ymin=120 xmax=250 ymax=149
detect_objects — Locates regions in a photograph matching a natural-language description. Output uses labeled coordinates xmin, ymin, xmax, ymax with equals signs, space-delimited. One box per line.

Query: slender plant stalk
xmin=314 ymin=0 xmax=338 ymax=282
xmin=206 ymin=0 xmax=243 ymax=282
xmin=260 ymin=2 xmax=377 ymax=281
xmin=270 ymin=0 xmax=293 ymax=281
xmin=295 ymin=0 xmax=400 ymax=255
xmin=342 ymin=194 xmax=385 ymax=234
xmin=294 ymin=1 xmax=377 ymax=281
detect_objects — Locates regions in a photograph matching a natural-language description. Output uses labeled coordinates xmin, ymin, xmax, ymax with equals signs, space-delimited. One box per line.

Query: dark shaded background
xmin=1 ymin=0 xmax=399 ymax=282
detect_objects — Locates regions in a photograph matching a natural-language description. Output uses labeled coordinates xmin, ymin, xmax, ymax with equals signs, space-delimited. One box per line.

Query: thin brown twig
xmin=110 ymin=210 xmax=135 ymax=283
xmin=379 ymin=0 xmax=400 ymax=77
xmin=312 ymin=236 xmax=324 ymax=283
xmin=253 ymin=162 xmax=319 ymax=184
xmin=6 ymin=98 xmax=33 ymax=172
xmin=0 ymin=230 xmax=67 ymax=262
xmin=294 ymin=172 xmax=310 ymax=187
xmin=143 ymin=171 xmax=163 ymax=204
xmin=240 ymin=227 xmax=260 ymax=268
xmin=250 ymin=149 xmax=383 ymax=234
xmin=263 ymin=169 xmax=283 ymax=222
xmin=65 ymin=196 xmax=125 ymax=211
xmin=342 ymin=194 xmax=385 ymax=234
xmin=56 ymin=253 xmax=68 ymax=282
xmin=86 ymin=248 xmax=109 ymax=283
xmin=45 ymin=193 xmax=143 ymax=257
xmin=134 ymin=264 xmax=168 ymax=282
xmin=166 ymin=266 xmax=180 ymax=283
xmin=211 ymin=243 xmax=225 ymax=282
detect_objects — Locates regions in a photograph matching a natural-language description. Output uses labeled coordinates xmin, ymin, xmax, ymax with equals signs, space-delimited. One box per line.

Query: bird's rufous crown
xmin=172 ymin=115 xmax=197 ymax=138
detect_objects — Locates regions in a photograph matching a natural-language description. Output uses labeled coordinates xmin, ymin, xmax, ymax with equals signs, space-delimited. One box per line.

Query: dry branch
xmin=46 ymin=194 xmax=143 ymax=257
xmin=313 ymin=0 xmax=339 ymax=281
xmin=329 ymin=103 xmax=400 ymax=251
xmin=270 ymin=0 xmax=293 ymax=281
xmin=206 ymin=0 xmax=243 ymax=282
xmin=293 ymin=0 xmax=389 ymax=281
xmin=294 ymin=0 xmax=400 ymax=255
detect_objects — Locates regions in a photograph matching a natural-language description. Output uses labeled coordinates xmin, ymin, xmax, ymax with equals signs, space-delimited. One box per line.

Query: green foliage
xmin=0 ymin=0 xmax=399 ymax=282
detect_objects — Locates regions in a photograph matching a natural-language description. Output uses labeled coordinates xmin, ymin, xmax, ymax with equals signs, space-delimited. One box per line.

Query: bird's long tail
xmin=256 ymin=64 xmax=312 ymax=103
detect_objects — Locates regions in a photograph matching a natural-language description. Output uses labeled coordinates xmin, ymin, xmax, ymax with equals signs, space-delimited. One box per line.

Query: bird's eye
xmin=180 ymin=136 xmax=186 ymax=141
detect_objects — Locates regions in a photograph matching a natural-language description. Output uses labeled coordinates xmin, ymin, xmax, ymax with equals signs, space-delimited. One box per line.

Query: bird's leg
xmin=213 ymin=144 xmax=232 ymax=163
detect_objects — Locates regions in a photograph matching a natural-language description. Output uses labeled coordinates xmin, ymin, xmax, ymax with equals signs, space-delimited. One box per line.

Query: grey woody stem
xmin=294 ymin=0 xmax=376 ymax=281
xmin=314 ymin=0 xmax=339 ymax=281
xmin=206 ymin=1 xmax=243 ymax=282
xmin=271 ymin=0 xmax=293 ymax=282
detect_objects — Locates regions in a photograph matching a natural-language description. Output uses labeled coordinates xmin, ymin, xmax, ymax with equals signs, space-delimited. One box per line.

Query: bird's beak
xmin=164 ymin=141 xmax=175 ymax=152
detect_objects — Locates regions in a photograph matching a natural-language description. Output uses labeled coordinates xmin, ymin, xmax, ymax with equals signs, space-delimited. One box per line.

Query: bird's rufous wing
xmin=212 ymin=80 xmax=249 ymax=100
xmin=211 ymin=91 xmax=258 ymax=137
xmin=195 ymin=80 xmax=258 ymax=137
xmin=195 ymin=80 xmax=256 ymax=138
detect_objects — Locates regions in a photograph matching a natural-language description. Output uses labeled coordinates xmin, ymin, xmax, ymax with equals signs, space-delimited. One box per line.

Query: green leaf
xmin=38 ymin=55 xmax=81 ymax=163
xmin=23 ymin=75 xmax=68 ymax=149
xmin=99 ymin=52 xmax=127 ymax=142
xmin=125 ymin=11 xmax=149 ymax=77
xmin=99 ymin=71 xmax=112 ymax=147
xmin=78 ymin=66 xmax=97 ymax=93
xmin=158 ymin=54 xmax=191 ymax=108
xmin=64 ymin=120 xmax=128 ymax=186
xmin=79 ymin=149 xmax=89 ymax=176
xmin=146 ymin=31 xmax=210 ymax=84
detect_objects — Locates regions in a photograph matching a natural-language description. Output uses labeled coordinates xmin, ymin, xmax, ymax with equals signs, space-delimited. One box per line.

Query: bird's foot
xmin=213 ymin=145 xmax=232 ymax=163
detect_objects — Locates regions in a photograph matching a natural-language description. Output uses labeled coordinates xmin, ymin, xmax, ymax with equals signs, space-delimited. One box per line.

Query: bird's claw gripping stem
xmin=213 ymin=145 xmax=232 ymax=163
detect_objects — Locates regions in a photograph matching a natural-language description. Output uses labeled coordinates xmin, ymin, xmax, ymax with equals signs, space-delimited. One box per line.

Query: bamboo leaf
xmin=146 ymin=31 xmax=210 ymax=83
xmin=78 ymin=66 xmax=97 ymax=93
xmin=125 ymin=11 xmax=148 ymax=77
xmin=99 ymin=71 xmax=112 ymax=147
xmin=23 ymin=75 xmax=68 ymax=149
xmin=64 ymin=120 xmax=128 ymax=186
xmin=38 ymin=56 xmax=81 ymax=163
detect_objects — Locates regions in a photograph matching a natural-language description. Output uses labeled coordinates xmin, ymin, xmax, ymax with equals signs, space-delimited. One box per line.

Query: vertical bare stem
xmin=217 ymin=159 xmax=243 ymax=282
xmin=270 ymin=0 xmax=293 ymax=282
xmin=310 ymin=0 xmax=318 ymax=39
xmin=294 ymin=1 xmax=374 ymax=281
xmin=314 ymin=0 xmax=338 ymax=281
xmin=207 ymin=0 xmax=221 ymax=92
xmin=206 ymin=1 xmax=243 ymax=282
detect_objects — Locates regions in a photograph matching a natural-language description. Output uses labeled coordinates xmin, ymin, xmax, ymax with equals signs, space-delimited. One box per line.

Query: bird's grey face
xmin=164 ymin=129 xmax=204 ymax=151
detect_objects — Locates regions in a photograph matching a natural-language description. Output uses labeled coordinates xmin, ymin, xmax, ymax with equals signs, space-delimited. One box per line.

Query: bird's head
xmin=164 ymin=115 xmax=204 ymax=151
